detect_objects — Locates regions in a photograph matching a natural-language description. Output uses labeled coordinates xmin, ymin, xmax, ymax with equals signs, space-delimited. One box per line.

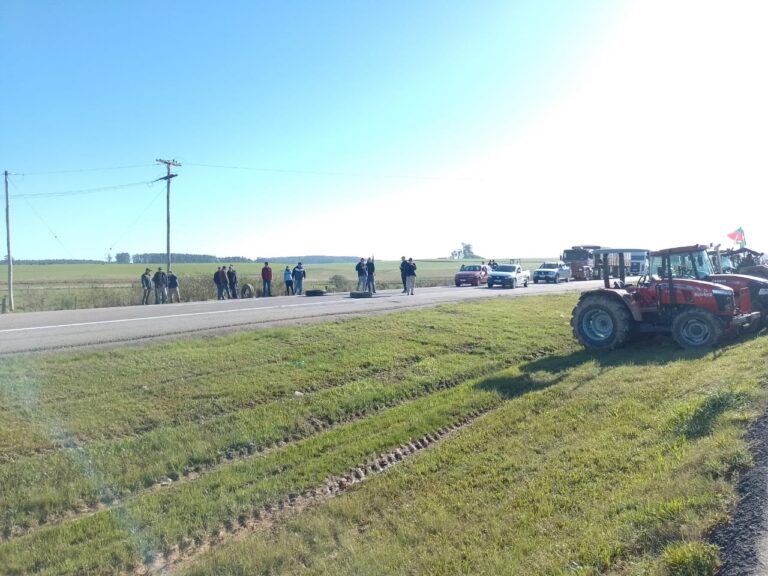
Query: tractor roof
xmin=592 ymin=248 xmax=649 ymax=256
xmin=719 ymin=247 xmax=763 ymax=257
xmin=648 ymin=245 xmax=708 ymax=257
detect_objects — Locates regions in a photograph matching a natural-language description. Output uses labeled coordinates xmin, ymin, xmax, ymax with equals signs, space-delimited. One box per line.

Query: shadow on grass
xmin=478 ymin=336 xmax=738 ymax=400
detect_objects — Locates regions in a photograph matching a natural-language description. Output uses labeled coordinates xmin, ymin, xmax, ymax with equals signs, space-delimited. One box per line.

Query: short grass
xmin=0 ymin=294 xmax=765 ymax=575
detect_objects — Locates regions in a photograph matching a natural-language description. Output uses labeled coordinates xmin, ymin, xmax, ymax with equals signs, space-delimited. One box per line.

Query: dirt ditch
xmin=710 ymin=409 xmax=768 ymax=574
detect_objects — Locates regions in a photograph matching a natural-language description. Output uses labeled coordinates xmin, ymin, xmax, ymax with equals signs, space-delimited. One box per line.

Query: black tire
xmin=487 ymin=282 xmax=494 ymax=289
xmin=553 ymin=275 xmax=559 ymax=284
xmin=571 ymin=296 xmax=633 ymax=350
xmin=350 ymin=291 xmax=372 ymax=299
xmin=305 ymin=289 xmax=326 ymax=297
xmin=565 ymin=277 xmax=570 ymax=283
xmin=455 ymin=282 xmax=461 ymax=287
xmin=523 ymin=278 xmax=529 ymax=288
xmin=671 ymin=309 xmax=723 ymax=349
xmin=240 ymin=283 xmax=254 ymax=298
xmin=533 ymin=279 xmax=539 ymax=284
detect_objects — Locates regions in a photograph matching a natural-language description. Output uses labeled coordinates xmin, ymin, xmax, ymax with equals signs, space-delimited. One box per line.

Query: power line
xmin=10 ymin=164 xmax=156 ymax=176
xmin=184 ymin=162 xmax=480 ymax=181
xmin=9 ymin=179 xmax=67 ymax=250
xmin=9 ymin=179 xmax=159 ymax=199
xmin=108 ymin=187 xmax=165 ymax=253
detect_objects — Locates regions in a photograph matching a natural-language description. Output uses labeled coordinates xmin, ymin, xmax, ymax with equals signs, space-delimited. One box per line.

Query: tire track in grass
xmin=0 ymin=371 xmax=530 ymax=576
xmin=139 ymin=407 xmax=493 ymax=575
xmin=0 ymin=353 xmax=512 ymax=541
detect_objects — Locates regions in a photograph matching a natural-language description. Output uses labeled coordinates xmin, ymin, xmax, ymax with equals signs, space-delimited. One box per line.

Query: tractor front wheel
xmin=571 ymin=296 xmax=632 ymax=350
xmin=671 ymin=309 xmax=723 ymax=349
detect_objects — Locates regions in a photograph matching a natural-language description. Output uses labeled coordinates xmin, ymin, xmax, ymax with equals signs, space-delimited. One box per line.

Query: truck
xmin=562 ymin=246 xmax=648 ymax=280
xmin=561 ymin=245 xmax=600 ymax=280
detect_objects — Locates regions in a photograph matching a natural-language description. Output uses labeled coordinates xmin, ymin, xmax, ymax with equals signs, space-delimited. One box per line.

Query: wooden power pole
xmin=4 ymin=170 xmax=12 ymax=311
xmin=155 ymin=159 xmax=180 ymax=272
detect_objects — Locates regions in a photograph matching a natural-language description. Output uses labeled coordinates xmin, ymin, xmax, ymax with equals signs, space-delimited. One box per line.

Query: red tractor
xmin=571 ymin=247 xmax=762 ymax=350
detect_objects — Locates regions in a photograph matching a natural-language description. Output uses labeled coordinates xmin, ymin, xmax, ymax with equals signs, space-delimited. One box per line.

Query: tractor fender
xmin=578 ymin=288 xmax=643 ymax=322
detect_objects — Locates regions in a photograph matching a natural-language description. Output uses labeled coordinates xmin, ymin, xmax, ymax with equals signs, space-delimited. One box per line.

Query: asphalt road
xmin=0 ymin=280 xmax=601 ymax=356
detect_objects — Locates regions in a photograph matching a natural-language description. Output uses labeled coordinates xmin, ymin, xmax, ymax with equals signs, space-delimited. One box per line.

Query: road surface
xmin=0 ymin=281 xmax=599 ymax=356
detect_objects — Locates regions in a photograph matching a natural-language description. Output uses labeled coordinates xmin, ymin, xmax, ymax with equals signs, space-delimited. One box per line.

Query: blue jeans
xmin=294 ymin=277 xmax=303 ymax=295
xmin=262 ymin=280 xmax=271 ymax=297
xmin=356 ymin=274 xmax=367 ymax=291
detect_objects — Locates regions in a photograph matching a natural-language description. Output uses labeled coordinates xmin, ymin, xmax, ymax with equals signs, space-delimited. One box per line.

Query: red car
xmin=454 ymin=264 xmax=488 ymax=286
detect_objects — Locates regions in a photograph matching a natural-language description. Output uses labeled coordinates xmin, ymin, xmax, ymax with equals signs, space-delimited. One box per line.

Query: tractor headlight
xmin=712 ymin=288 xmax=734 ymax=312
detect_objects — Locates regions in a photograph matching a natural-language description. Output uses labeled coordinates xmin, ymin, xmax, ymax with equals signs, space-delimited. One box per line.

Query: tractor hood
xmin=709 ymin=273 xmax=768 ymax=292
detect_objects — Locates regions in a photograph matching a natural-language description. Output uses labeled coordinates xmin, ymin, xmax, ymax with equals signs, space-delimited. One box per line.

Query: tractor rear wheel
xmin=571 ymin=296 xmax=632 ymax=350
xmin=671 ymin=309 xmax=723 ymax=349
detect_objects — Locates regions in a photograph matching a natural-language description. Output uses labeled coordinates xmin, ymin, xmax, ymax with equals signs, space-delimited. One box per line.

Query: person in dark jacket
xmin=152 ymin=267 xmax=168 ymax=304
xmin=167 ymin=270 xmax=180 ymax=303
xmin=261 ymin=262 xmax=273 ymax=297
xmin=399 ymin=256 xmax=408 ymax=293
xmin=292 ymin=262 xmax=306 ymax=295
xmin=366 ymin=257 xmax=376 ymax=293
xmin=355 ymin=258 xmax=367 ymax=291
xmin=218 ymin=267 xmax=229 ymax=299
xmin=141 ymin=268 xmax=153 ymax=305
xmin=227 ymin=266 xmax=238 ymax=299
xmin=214 ymin=266 xmax=227 ymax=300
xmin=405 ymin=257 xmax=417 ymax=295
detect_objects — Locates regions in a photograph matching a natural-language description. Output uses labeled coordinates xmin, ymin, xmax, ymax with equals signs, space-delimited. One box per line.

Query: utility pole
xmin=4 ymin=171 xmax=13 ymax=311
xmin=155 ymin=159 xmax=180 ymax=272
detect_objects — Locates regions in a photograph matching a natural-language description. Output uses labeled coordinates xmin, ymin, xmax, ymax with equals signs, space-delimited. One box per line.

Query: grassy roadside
xmin=0 ymin=294 xmax=766 ymax=574
xmin=0 ymin=297 xmax=570 ymax=537
xmin=180 ymin=338 xmax=768 ymax=576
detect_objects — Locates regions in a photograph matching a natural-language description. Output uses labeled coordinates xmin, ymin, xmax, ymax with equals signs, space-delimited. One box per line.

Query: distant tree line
xmin=1 ymin=258 xmax=106 ymax=265
xmin=1 ymin=254 xmax=365 ymax=265
xmin=131 ymin=253 xmax=242 ymax=264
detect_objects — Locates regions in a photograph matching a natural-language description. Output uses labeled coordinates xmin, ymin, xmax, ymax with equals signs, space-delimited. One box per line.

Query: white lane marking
xmin=0 ymin=299 xmax=352 ymax=334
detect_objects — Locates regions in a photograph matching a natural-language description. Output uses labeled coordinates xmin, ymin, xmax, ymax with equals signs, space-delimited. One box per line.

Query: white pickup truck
xmin=487 ymin=263 xmax=530 ymax=289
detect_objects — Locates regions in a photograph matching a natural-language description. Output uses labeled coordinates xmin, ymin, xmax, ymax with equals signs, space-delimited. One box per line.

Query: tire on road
xmin=305 ymin=289 xmax=327 ymax=297
xmin=571 ymin=295 xmax=632 ymax=350
xmin=240 ymin=283 xmax=254 ymax=298
xmin=349 ymin=291 xmax=372 ymax=299
xmin=671 ymin=309 xmax=723 ymax=349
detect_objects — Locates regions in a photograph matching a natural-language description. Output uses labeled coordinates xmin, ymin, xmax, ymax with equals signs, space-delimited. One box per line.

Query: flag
xmin=727 ymin=227 xmax=746 ymax=248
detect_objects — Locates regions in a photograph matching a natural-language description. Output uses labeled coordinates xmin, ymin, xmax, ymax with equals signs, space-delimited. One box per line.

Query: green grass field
xmin=0 ymin=258 xmax=549 ymax=312
xmin=0 ymin=294 xmax=764 ymax=574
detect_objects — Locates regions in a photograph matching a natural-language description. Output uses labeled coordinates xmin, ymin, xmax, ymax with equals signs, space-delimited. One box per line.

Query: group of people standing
xmin=214 ymin=265 xmax=239 ymax=300
xmin=141 ymin=257 xmax=423 ymax=305
xmin=400 ymin=256 xmax=417 ymax=295
xmin=283 ymin=262 xmax=306 ymax=295
xmin=355 ymin=257 xmax=377 ymax=293
xmin=141 ymin=267 xmax=180 ymax=304
xmin=214 ymin=261 xmax=308 ymax=299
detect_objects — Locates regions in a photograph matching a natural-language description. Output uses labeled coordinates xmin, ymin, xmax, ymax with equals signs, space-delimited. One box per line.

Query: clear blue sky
xmin=2 ymin=1 xmax=767 ymax=262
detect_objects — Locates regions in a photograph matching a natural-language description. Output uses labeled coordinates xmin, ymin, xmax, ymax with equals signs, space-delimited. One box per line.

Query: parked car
xmin=454 ymin=264 xmax=488 ymax=287
xmin=533 ymin=261 xmax=572 ymax=284
xmin=487 ymin=264 xmax=530 ymax=289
